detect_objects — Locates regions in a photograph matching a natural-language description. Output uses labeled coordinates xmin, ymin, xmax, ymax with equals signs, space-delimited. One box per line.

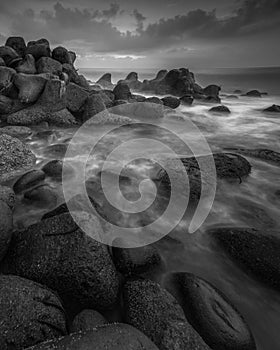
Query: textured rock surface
xmin=0 ymin=185 xmax=15 ymax=209
xmin=0 ymin=200 xmax=13 ymax=262
xmin=209 ymin=105 xmax=231 ymax=114
xmin=15 ymin=54 xmax=36 ymax=74
xmin=70 ymin=309 xmax=108 ymax=333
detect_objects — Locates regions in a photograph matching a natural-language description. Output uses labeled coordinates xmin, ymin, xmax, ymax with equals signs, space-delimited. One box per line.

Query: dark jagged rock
xmin=38 ymin=78 xmax=66 ymax=112
xmin=0 ymin=66 xmax=16 ymax=96
xmin=25 ymin=324 xmax=159 ymax=350
xmin=14 ymin=73 xmax=47 ymax=103
xmin=146 ymin=96 xmax=163 ymax=105
xmin=245 ymin=90 xmax=262 ymax=97
xmin=0 ymin=95 xmax=25 ymax=115
xmin=70 ymin=310 xmax=108 ymax=333
xmin=0 ymin=125 xmax=32 ymax=138
xmin=1 ymin=213 xmax=120 ymax=313
xmin=142 ymin=70 xmax=167 ymax=91
xmin=203 ymin=85 xmax=221 ymax=97
xmin=7 ymin=105 xmax=48 ymax=125
xmin=209 ymin=227 xmax=280 ymax=291
xmin=164 ymin=272 xmax=256 ymax=350
xmin=224 ymin=148 xmax=280 ymax=166
xmin=0 ymin=46 xmax=20 ymax=66
xmin=36 ymin=57 xmax=62 ymax=75
xmin=66 ymin=82 xmax=88 ymax=114
xmin=123 ymin=278 xmax=210 ymax=350
xmin=113 ymin=83 xmax=132 ymax=100
xmin=180 ymin=95 xmax=194 ymax=105
xmin=5 ymin=36 xmax=26 ymax=57
xmin=26 ymin=39 xmax=51 ymax=60
xmin=96 ymin=73 xmax=114 ymax=89
xmin=42 ymin=159 xmax=73 ymax=180
xmin=209 ymin=105 xmax=231 ymax=114
xmin=77 ymin=74 xmax=90 ymax=89
xmin=91 ymin=90 xmax=114 ymax=108
xmin=24 ymin=184 xmax=58 ymax=207
xmin=0 ymin=275 xmax=67 ymax=350
xmin=82 ymin=94 xmax=107 ymax=123
xmin=161 ymin=96 xmax=181 ymax=109
xmin=15 ymin=54 xmax=36 ymax=74
xmin=118 ymin=72 xmax=142 ymax=90
xmin=0 ymin=185 xmax=15 ymax=209
xmin=263 ymin=104 xmax=280 ymax=113
xmin=130 ymin=94 xmax=146 ymax=102
xmin=52 ymin=46 xmax=72 ymax=64
xmin=0 ymin=201 xmax=13 ymax=262
xmin=13 ymin=169 xmax=46 ymax=194
xmin=69 ymin=51 xmax=76 ymax=64
xmin=48 ymin=108 xmax=76 ymax=126
xmin=62 ymin=63 xmax=79 ymax=84
xmin=0 ymin=134 xmax=36 ymax=182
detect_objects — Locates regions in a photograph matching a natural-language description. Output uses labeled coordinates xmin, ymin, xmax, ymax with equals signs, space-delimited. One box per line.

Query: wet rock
xmin=142 ymin=70 xmax=168 ymax=91
xmin=0 ymin=125 xmax=32 ymax=138
xmin=263 ymin=104 xmax=280 ymax=113
xmin=0 ymin=275 xmax=67 ymax=350
xmin=203 ymin=85 xmax=221 ymax=97
xmin=245 ymin=90 xmax=262 ymax=97
xmin=48 ymin=108 xmax=77 ymax=127
xmin=0 ymin=134 xmax=36 ymax=182
xmin=112 ymin=240 xmax=165 ymax=279
xmin=82 ymin=94 xmax=107 ymax=123
xmin=24 ymin=184 xmax=58 ymax=207
xmin=26 ymin=39 xmax=51 ymax=60
xmin=164 ymin=272 xmax=256 ymax=350
xmin=209 ymin=105 xmax=231 ymax=114
xmin=96 ymin=73 xmax=114 ymax=89
xmin=146 ymin=97 xmax=163 ymax=105
xmin=38 ymin=78 xmax=66 ymax=112
xmin=0 ymin=95 xmax=25 ymax=115
xmin=118 ymin=72 xmax=142 ymax=90
xmin=113 ymin=83 xmax=132 ymax=100
xmin=70 ymin=309 xmax=108 ymax=333
xmin=180 ymin=95 xmax=194 ymax=105
xmin=43 ymin=143 xmax=68 ymax=159
xmin=5 ymin=36 xmax=26 ymax=57
xmin=62 ymin=63 xmax=79 ymax=84
xmin=0 ymin=66 xmax=16 ymax=96
xmin=15 ymin=54 xmax=36 ymax=74
xmin=224 ymin=148 xmax=280 ymax=166
xmin=42 ymin=159 xmax=73 ymax=180
xmin=25 ymin=324 xmax=159 ymax=350
xmin=36 ymin=57 xmax=62 ymax=75
xmin=14 ymin=73 xmax=47 ymax=103
xmin=1 ymin=213 xmax=120 ymax=312
xmin=0 ymin=46 xmax=20 ymax=66
xmin=0 ymin=185 xmax=15 ymax=209
xmin=123 ymin=278 xmax=210 ymax=350
xmin=130 ymin=94 xmax=146 ymax=102
xmin=42 ymin=202 xmax=69 ymax=220
xmin=52 ymin=46 xmax=72 ymax=64
xmin=13 ymin=169 xmax=45 ymax=194
xmin=66 ymin=83 xmax=88 ymax=113
xmin=209 ymin=227 xmax=280 ymax=291
xmin=7 ymin=105 xmax=48 ymax=125
xmin=0 ymin=201 xmax=13 ymax=261
xmin=161 ymin=96 xmax=181 ymax=109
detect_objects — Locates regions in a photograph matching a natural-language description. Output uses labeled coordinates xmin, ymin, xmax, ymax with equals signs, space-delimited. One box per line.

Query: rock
xmin=118 ymin=72 xmax=142 ymax=90
xmin=24 ymin=184 xmax=58 ymax=207
xmin=209 ymin=227 xmax=280 ymax=291
xmin=226 ymin=95 xmax=238 ymax=100
xmin=62 ymin=63 xmax=79 ymax=83
xmin=194 ymin=93 xmax=221 ymax=103
xmin=0 ymin=185 xmax=15 ymax=209
xmin=0 ymin=201 xmax=13 ymax=261
xmin=0 ymin=275 xmax=67 ymax=350
xmin=114 ymin=99 xmax=128 ymax=106
xmin=224 ymin=148 xmax=280 ymax=166
xmin=145 ymin=97 xmax=163 ymax=105
xmin=234 ymin=89 xmax=242 ymax=94
xmin=180 ymin=95 xmax=194 ymax=105
xmin=36 ymin=57 xmax=62 ymax=75
xmin=77 ymin=74 xmax=90 ymax=89
xmin=70 ymin=310 xmax=108 ymax=333
xmin=26 ymin=39 xmax=51 ymax=60
xmin=69 ymin=51 xmax=76 ymax=64
xmin=38 ymin=78 xmax=67 ymax=112
xmin=66 ymin=83 xmax=88 ymax=113
xmin=42 ymin=143 xmax=68 ymax=159
xmin=161 ymin=96 xmax=181 ymax=109
xmin=131 ymin=94 xmax=146 ymax=102
xmin=25 ymin=324 xmax=159 ymax=350
xmin=0 ymin=125 xmax=32 ymax=138
xmin=42 ymin=159 xmax=73 ymax=180
xmin=5 ymin=36 xmax=26 ymax=57
xmin=7 ymin=105 xmax=49 ymax=125
xmin=91 ymin=90 xmax=114 ymax=108
xmin=52 ymin=46 xmax=72 ymax=64
xmin=0 ymin=57 xmax=5 ymax=66
xmin=13 ymin=169 xmax=46 ymax=194
xmin=163 ymin=272 xmax=256 ymax=350
xmin=245 ymin=90 xmax=262 ymax=97
xmin=203 ymin=85 xmax=221 ymax=97
xmin=0 ymin=66 xmax=16 ymax=96
xmin=1 ymin=213 xmax=120 ymax=312
xmin=15 ymin=54 xmax=36 ymax=74
xmin=0 ymin=95 xmax=25 ymax=115
xmin=123 ymin=279 xmax=210 ymax=350
xmin=0 ymin=46 xmax=20 ymax=66
xmin=87 ymin=112 xmax=133 ymax=125
xmin=14 ymin=73 xmax=47 ymax=103
xmin=96 ymin=73 xmax=114 ymax=89
xmin=82 ymin=94 xmax=107 ymax=123
xmin=113 ymin=83 xmax=132 ymax=100
xmin=0 ymin=134 xmax=36 ymax=182
xmin=263 ymin=104 xmax=280 ymax=113
xmin=48 ymin=108 xmax=76 ymax=127
xmin=209 ymin=105 xmax=231 ymax=114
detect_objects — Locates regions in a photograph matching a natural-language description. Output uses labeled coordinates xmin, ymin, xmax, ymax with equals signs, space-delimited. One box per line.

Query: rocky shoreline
xmin=0 ymin=36 xmax=280 ymax=349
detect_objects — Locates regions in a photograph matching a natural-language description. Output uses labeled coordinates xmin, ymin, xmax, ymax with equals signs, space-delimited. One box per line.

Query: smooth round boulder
xmin=36 ymin=57 xmax=62 ymax=75
xmin=1 ymin=213 xmax=120 ymax=313
xmin=26 ymin=39 xmax=51 ymax=60
xmin=0 ymin=275 xmax=67 ymax=350
xmin=14 ymin=73 xmax=47 ymax=103
xmin=113 ymin=83 xmax=132 ymax=100
xmin=5 ymin=36 xmax=26 ymax=57
xmin=0 ymin=201 xmax=13 ymax=262
xmin=209 ymin=227 xmax=280 ymax=291
xmin=164 ymin=272 xmax=256 ymax=350
xmin=24 ymin=184 xmax=58 ymax=207
xmin=13 ymin=169 xmax=46 ymax=194
xmin=180 ymin=95 xmax=194 ymax=105
xmin=263 ymin=104 xmax=280 ymax=113
xmin=52 ymin=46 xmax=72 ymax=64
xmin=15 ymin=54 xmax=36 ymax=74
xmin=25 ymin=324 xmax=159 ymax=350
xmin=209 ymin=105 xmax=231 ymax=114
xmin=161 ymin=96 xmax=181 ymax=109
xmin=123 ymin=278 xmax=210 ymax=350
xmin=70 ymin=309 xmax=108 ymax=333
xmin=0 ymin=185 xmax=15 ymax=209
xmin=0 ymin=46 xmax=19 ymax=66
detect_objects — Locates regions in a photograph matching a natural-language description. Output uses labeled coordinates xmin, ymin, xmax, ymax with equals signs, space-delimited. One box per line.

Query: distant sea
xmin=79 ymin=66 xmax=280 ymax=96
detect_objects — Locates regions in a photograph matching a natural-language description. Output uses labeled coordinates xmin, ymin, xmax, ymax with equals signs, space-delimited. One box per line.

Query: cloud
xmin=132 ymin=9 xmax=146 ymax=32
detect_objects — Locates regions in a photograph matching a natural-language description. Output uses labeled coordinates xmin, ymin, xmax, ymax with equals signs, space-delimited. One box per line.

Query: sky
xmin=0 ymin=0 xmax=279 ymax=69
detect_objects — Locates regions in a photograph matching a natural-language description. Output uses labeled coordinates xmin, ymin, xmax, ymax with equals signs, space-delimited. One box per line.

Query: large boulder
xmin=161 ymin=96 xmax=181 ymax=109
xmin=0 ymin=46 xmax=20 ymax=66
xmin=15 ymin=54 xmax=36 ymax=74
xmin=123 ymin=278 xmax=210 ymax=350
xmin=25 ymin=324 xmax=159 ymax=350
xmin=5 ymin=36 xmax=26 ymax=57
xmin=113 ymin=83 xmax=132 ymax=100
xmin=70 ymin=309 xmax=108 ymax=333
xmin=0 ymin=125 xmax=32 ymax=139
xmin=0 ymin=134 xmax=36 ymax=182
xmin=1 ymin=213 xmax=120 ymax=313
xmin=164 ymin=272 xmax=256 ymax=350
xmin=180 ymin=95 xmax=194 ymax=105
xmin=7 ymin=105 xmax=49 ymax=125
xmin=0 ymin=66 xmax=16 ymax=96
xmin=36 ymin=57 xmax=62 ymax=75
xmin=96 ymin=73 xmax=114 ymax=89
xmin=0 ymin=275 xmax=67 ymax=350
xmin=24 ymin=184 xmax=58 ymax=208
xmin=26 ymin=39 xmax=51 ymax=60
xmin=209 ymin=227 xmax=280 ymax=291
xmin=0 ymin=95 xmax=25 ymax=115
xmin=62 ymin=63 xmax=80 ymax=84
xmin=82 ymin=94 xmax=107 ymax=123
xmin=0 ymin=200 xmax=13 ymax=262
xmin=142 ymin=70 xmax=168 ymax=91
xmin=48 ymin=108 xmax=77 ymax=126
xmin=52 ymin=46 xmax=72 ymax=64
xmin=203 ymin=85 xmax=221 ymax=97
xmin=13 ymin=169 xmax=46 ymax=194
xmin=14 ymin=73 xmax=47 ymax=103
xmin=37 ymin=78 xmax=67 ymax=112
xmin=66 ymin=83 xmax=89 ymax=113
xmin=263 ymin=104 xmax=280 ymax=113
xmin=118 ymin=72 xmax=142 ymax=90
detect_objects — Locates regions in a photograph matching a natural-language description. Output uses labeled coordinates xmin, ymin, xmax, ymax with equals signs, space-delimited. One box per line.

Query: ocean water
xmin=9 ymin=67 xmax=280 ymax=350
